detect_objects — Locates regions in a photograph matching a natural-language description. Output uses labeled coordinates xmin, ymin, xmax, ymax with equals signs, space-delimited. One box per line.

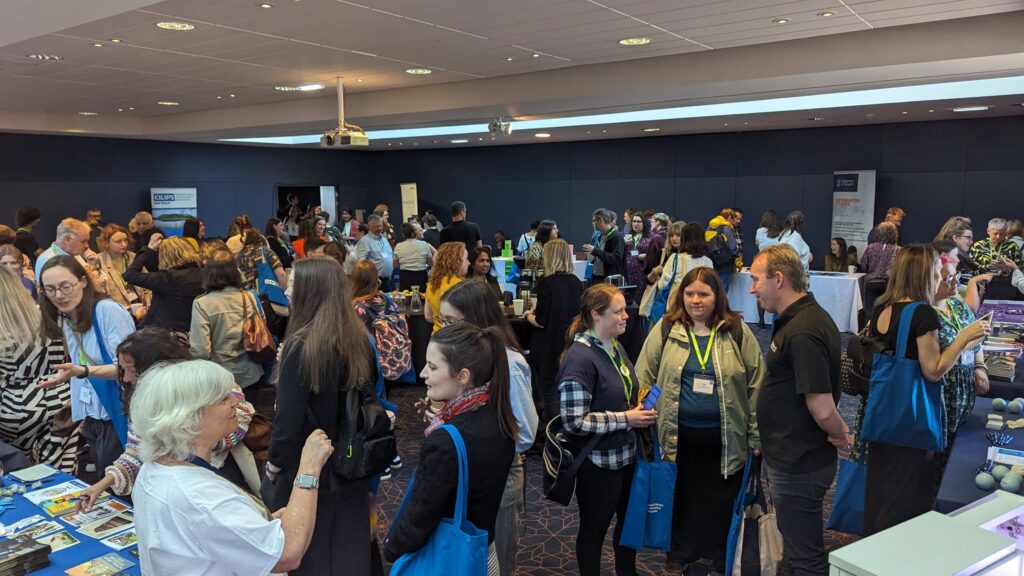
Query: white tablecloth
xmin=726 ymin=271 xmax=864 ymax=333
xmin=493 ymin=257 xmax=589 ymax=294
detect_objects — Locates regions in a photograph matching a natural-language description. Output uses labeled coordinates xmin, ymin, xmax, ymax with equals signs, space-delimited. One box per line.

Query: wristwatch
xmin=293 ymin=473 xmax=319 ymax=490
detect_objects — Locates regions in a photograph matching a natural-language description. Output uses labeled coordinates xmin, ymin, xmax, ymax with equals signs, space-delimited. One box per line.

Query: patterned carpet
xmin=373 ymin=324 xmax=861 ymax=575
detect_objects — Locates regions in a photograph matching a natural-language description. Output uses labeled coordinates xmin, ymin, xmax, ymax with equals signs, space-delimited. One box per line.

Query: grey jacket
xmin=189 ymin=287 xmax=264 ymax=387
xmin=635 ymin=318 xmax=764 ymax=477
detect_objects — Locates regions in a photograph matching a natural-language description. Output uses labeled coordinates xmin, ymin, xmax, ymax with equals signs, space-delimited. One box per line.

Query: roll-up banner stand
xmin=830 ymin=171 xmax=876 ymax=257
xmin=150 ymin=188 xmax=197 ymax=237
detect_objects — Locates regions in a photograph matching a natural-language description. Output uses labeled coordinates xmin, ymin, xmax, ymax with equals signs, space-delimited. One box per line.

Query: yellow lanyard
xmin=934 ymin=304 xmax=963 ymax=332
xmin=687 ymin=326 xmax=717 ymax=373
xmin=591 ymin=332 xmax=633 ymax=404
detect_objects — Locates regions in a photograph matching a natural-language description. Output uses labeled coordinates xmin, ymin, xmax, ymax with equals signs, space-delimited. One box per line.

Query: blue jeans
xmin=764 ymin=460 xmax=837 ymax=576
xmin=719 ymin=272 xmax=733 ymax=292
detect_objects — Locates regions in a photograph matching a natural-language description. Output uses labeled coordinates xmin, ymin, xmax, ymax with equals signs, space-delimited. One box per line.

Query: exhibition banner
xmin=400 ymin=183 xmax=418 ymax=223
xmin=830 ymin=171 xmax=876 ymax=256
xmin=150 ymin=188 xmax=197 ymax=237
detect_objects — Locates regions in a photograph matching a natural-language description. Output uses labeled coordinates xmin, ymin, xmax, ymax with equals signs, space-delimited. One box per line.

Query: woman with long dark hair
xmin=625 ymin=213 xmax=653 ymax=304
xmin=385 ymin=322 xmax=517 ymax=575
xmin=558 ymin=284 xmax=656 ymax=576
xmin=525 ymin=219 xmax=558 ymax=272
xmin=469 ymin=246 xmax=503 ymax=301
xmin=267 ymin=257 xmax=375 ymax=574
xmin=778 ymin=210 xmax=812 ymax=272
xmin=755 ymin=210 xmax=783 ymax=251
xmin=824 ymin=237 xmax=850 ymax=272
xmin=182 ymin=218 xmax=205 ymax=251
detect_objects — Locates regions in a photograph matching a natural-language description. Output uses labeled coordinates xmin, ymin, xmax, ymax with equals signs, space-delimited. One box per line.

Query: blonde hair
xmin=429 ymin=242 xmax=466 ymax=292
xmin=0 ymin=268 xmax=42 ymax=347
xmin=158 ymin=237 xmax=201 ymax=270
xmin=99 ymin=224 xmax=131 ymax=254
xmin=542 ymin=239 xmax=573 ymax=276
xmin=754 ymin=244 xmax=807 ymax=293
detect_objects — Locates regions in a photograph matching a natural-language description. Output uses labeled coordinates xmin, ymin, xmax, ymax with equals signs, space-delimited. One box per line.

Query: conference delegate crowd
xmin=1 ymin=197 xmax=1023 ymax=576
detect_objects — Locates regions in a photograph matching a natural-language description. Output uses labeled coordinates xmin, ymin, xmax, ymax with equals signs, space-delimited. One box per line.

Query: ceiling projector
xmin=489 ymin=117 xmax=513 ymax=137
xmin=320 ymin=129 xmax=369 ymax=148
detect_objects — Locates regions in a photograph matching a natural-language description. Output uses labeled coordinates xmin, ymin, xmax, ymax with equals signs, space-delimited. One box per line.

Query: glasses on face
xmin=440 ymin=315 xmax=463 ymax=327
xmin=42 ymin=280 xmax=80 ymax=297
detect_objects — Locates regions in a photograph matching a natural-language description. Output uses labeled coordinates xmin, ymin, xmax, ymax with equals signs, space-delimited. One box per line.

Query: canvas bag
xmin=619 ymin=425 xmax=676 ymax=551
xmin=726 ymin=455 xmax=783 ymax=576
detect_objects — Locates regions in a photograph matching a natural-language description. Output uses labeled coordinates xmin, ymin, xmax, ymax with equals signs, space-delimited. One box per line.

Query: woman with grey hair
xmin=861 ymin=221 xmax=900 ymax=320
xmin=131 ymin=359 xmax=334 ymax=576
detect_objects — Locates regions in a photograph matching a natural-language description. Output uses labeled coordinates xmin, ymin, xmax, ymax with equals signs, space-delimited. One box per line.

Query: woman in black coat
xmin=524 ymin=238 xmax=584 ymax=425
xmin=123 ymin=234 xmax=204 ymax=335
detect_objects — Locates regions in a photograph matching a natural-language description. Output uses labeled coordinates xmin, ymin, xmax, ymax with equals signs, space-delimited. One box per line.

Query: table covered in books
xmin=977 ymin=300 xmax=1024 ymax=399
xmin=0 ymin=465 xmax=139 ymax=575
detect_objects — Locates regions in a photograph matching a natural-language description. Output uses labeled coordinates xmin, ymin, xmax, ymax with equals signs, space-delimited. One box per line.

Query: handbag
xmin=388 ymin=425 xmax=489 ymax=576
xmin=726 ymin=455 xmax=783 ymax=576
xmin=241 ymin=290 xmax=277 ymax=364
xmin=619 ymin=425 xmax=676 ymax=551
xmin=542 ymin=417 xmax=601 ymax=506
xmin=859 ymin=302 xmax=947 ymax=452
xmin=826 ymin=456 xmax=867 ymax=535
xmin=843 ymin=321 xmax=886 ymax=397
xmin=256 ymin=246 xmax=289 ymax=307
xmin=649 ymin=253 xmax=678 ymax=324
xmin=242 ymin=413 xmax=272 ymax=462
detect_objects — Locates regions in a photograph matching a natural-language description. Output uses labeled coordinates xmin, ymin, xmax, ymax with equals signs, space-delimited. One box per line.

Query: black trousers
xmin=668 ymin=426 xmax=744 ymax=568
xmin=379 ymin=276 xmax=393 ymax=293
xmin=575 ymin=459 xmax=636 ymax=576
xmin=863 ymin=281 xmax=887 ymax=322
xmin=80 ymin=417 xmax=124 ymax=482
xmin=399 ymin=269 xmax=429 ymax=292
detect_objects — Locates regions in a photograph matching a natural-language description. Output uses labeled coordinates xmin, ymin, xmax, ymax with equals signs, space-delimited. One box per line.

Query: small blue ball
xmin=977 ymin=473 xmax=996 ymax=490
xmin=1001 ymin=473 xmax=1023 ymax=493
xmin=992 ymin=465 xmax=1010 ymax=481
xmin=1009 ymin=400 xmax=1024 ymax=415
xmin=993 ymin=398 xmax=1008 ymax=411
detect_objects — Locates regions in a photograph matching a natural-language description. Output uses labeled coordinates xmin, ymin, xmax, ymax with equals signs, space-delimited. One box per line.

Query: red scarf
xmin=424 ymin=385 xmax=490 ymax=437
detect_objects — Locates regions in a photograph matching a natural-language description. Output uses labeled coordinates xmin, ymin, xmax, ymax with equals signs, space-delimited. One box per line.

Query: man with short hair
xmin=421 ymin=214 xmax=440 ymax=248
xmin=582 ymin=208 xmax=625 ymax=283
xmin=132 ymin=211 xmax=154 ymax=249
xmin=86 ymin=208 xmax=103 ymax=252
xmin=517 ymin=220 xmax=540 ymax=255
xmin=971 ymin=217 xmax=1024 ymax=271
xmin=14 ymin=206 xmax=43 ymax=264
xmin=355 ymin=214 xmax=396 ymax=291
xmin=749 ymin=244 xmax=844 ymax=576
xmin=35 ymin=218 xmax=99 ymax=281
xmin=439 ymin=201 xmax=483 ymax=258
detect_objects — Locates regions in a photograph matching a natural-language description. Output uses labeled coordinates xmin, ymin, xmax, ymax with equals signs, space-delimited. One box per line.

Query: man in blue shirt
xmin=355 ymin=213 xmax=395 ymax=291
xmin=35 ymin=218 xmax=98 ymax=282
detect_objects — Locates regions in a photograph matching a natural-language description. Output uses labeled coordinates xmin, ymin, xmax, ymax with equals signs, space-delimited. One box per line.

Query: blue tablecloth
xmin=935 ymin=397 xmax=1024 ymax=513
xmin=0 ymin=471 xmax=140 ymax=575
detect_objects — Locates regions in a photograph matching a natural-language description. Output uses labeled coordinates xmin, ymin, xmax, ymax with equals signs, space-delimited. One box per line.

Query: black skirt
xmin=863 ymin=442 xmax=944 ymax=535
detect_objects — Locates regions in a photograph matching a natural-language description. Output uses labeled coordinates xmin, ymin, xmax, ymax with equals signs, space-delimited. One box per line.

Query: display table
xmin=726 ymin=271 xmax=864 ymax=333
xmin=492 ymin=257 xmax=589 ymax=295
xmin=0 ymin=471 xmax=140 ymax=574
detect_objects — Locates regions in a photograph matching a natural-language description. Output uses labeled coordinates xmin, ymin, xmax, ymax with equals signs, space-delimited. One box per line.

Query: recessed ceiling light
xmin=157 ymin=101 xmax=179 ymax=106
xmin=478 ymin=137 xmax=483 ymax=141
xmin=901 ymin=111 xmax=908 ymax=115
xmin=952 ymin=105 xmax=990 ymax=112
xmin=257 ymin=2 xmax=273 ymax=7
xmin=110 ymin=38 xmax=122 ymax=43
xmin=405 ymin=68 xmax=432 ymax=75
xmin=77 ymin=112 xmax=98 ymax=116
xmin=643 ymin=128 xmax=660 ymax=132
xmin=534 ymin=133 xmax=551 ymax=138
xmin=602 ymin=130 xmax=607 ymax=133
xmin=505 ymin=56 xmax=516 ymax=62
xmin=928 ymin=109 xmax=935 ymax=112
xmin=810 ymin=117 xmax=825 ymax=121
xmin=356 ymin=78 xmax=364 ymax=82
xmin=128 ymin=107 xmax=134 ymax=111
xmin=229 ymin=94 xmax=236 ymax=98
xmin=117 ymin=108 xmax=124 ymax=112
xmin=92 ymin=43 xmax=104 ymax=48
xmin=618 ymin=37 xmax=651 ymax=46
xmin=772 ymin=18 xmax=790 ymax=24
xmin=27 ymin=54 xmax=62 ymax=61
xmin=451 ymin=139 xmax=469 ymax=143
xmin=156 ymin=21 xmax=195 ymax=31
xmin=216 ymin=96 xmax=223 ymax=99
xmin=586 ymin=131 xmax=591 ymax=134
xmin=723 ymin=123 xmax=729 ymax=126
xmin=532 ymin=53 xmax=541 ymax=58
xmin=817 ymin=11 xmax=835 ymax=17
xmin=274 ymin=83 xmax=325 ymax=92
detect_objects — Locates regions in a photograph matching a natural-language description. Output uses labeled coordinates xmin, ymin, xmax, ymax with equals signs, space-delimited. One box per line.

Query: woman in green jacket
xmin=635 ymin=267 xmax=764 ymax=575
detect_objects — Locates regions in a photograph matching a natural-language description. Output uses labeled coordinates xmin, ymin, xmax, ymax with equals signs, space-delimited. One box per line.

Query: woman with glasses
xmin=39 ymin=255 xmax=136 ymax=476
xmin=625 ymin=214 xmax=653 ymax=304
xmin=525 ymin=220 xmax=558 ymax=273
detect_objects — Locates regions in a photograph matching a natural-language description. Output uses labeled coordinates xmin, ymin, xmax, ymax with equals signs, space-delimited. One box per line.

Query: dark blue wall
xmin=3 ymin=116 xmax=1024 ymax=266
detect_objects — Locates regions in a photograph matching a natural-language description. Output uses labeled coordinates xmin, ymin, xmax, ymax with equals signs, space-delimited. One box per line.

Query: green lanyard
xmin=934 ymin=305 xmax=962 ymax=332
xmin=597 ymin=226 xmax=618 ymax=250
xmin=687 ymin=326 xmax=717 ymax=373
xmin=590 ymin=332 xmax=633 ymax=404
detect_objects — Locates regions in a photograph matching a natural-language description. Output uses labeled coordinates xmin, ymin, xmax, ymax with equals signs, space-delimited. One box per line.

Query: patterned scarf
xmin=424 ymin=385 xmax=490 ymax=437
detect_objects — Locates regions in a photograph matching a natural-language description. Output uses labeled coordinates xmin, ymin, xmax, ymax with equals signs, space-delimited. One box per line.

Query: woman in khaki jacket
xmin=189 ymin=251 xmax=264 ymax=401
xmin=635 ymin=267 xmax=764 ymax=576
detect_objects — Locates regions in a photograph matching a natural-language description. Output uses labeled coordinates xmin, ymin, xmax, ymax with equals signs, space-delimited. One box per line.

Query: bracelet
xmin=80 ymin=365 xmax=90 ymax=379
xmin=975 ymin=364 xmax=989 ymax=374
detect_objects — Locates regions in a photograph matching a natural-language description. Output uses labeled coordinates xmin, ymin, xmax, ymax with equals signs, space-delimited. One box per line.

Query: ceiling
xmin=1 ymin=0 xmax=1024 ymax=148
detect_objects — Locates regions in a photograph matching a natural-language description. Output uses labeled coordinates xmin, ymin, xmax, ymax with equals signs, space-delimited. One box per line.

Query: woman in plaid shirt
xmin=558 ymin=284 xmax=657 ymax=576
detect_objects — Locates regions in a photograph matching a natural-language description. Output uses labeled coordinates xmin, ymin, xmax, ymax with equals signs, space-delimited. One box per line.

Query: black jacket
xmin=123 ymin=247 xmax=204 ymax=332
xmin=592 ymin=230 xmax=625 ymax=278
xmin=384 ymin=403 xmax=514 ymax=562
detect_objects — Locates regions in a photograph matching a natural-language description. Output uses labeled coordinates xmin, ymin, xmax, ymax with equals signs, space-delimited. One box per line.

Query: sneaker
xmin=391 ymin=454 xmax=403 ymax=469
xmin=379 ymin=467 xmax=392 ymax=481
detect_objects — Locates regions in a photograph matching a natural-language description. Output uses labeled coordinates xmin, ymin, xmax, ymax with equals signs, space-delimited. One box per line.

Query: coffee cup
xmin=513 ymin=299 xmax=525 ymax=316
xmin=848 ymin=265 xmax=857 ymax=274
xmin=530 ymin=297 xmax=538 ymax=311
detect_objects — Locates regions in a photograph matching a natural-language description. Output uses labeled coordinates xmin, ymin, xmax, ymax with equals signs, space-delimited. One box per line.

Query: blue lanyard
xmin=187 ymin=454 xmax=218 ymax=474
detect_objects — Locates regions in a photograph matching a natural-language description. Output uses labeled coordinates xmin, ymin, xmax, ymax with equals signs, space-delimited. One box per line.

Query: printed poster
xmin=150 ymin=187 xmax=198 ymax=237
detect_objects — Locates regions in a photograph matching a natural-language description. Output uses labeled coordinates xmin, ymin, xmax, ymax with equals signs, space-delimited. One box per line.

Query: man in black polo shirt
xmin=749 ymin=244 xmax=846 ymax=576
xmin=439 ymin=200 xmax=482 ymax=257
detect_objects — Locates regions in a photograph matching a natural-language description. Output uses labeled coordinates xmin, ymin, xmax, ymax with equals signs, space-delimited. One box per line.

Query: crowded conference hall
xmin=3 ymin=2 xmax=1024 ymax=576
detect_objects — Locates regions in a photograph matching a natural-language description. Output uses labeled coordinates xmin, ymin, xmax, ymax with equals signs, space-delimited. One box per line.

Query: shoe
xmin=379 ymin=467 xmax=392 ymax=481
xmin=391 ymin=454 xmax=403 ymax=469
xmin=661 ymin=560 xmax=684 ymax=576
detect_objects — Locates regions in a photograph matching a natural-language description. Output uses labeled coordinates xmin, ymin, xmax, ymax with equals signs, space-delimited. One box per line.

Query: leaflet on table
xmin=9 ymin=520 xmax=62 ymax=540
xmin=8 ymin=464 xmax=59 ymax=483
xmin=23 ymin=480 xmax=87 ymax=505
xmin=989 ymin=447 xmax=1024 ymax=467
xmin=36 ymin=530 xmax=80 ymax=552
xmin=77 ymin=512 xmax=134 ymax=540
xmin=65 ymin=552 xmax=135 ymax=576
xmin=0 ymin=515 xmax=45 ymax=537
xmin=62 ymin=501 xmax=130 ymax=527
xmin=100 ymin=528 xmax=136 ymax=551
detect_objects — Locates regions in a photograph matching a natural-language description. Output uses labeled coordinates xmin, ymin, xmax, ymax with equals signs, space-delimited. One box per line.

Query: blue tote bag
xmin=826 ymin=456 xmax=867 ymax=535
xmin=388 ymin=425 xmax=488 ymax=576
xmin=859 ymin=302 xmax=946 ymax=452
xmin=256 ymin=247 xmax=289 ymax=306
xmin=649 ymin=255 xmax=678 ymax=325
xmin=619 ymin=427 xmax=676 ymax=551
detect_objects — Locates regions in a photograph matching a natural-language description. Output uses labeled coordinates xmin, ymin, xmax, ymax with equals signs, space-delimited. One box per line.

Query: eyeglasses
xmin=42 ymin=280 xmax=80 ymax=297
xmin=440 ymin=315 xmax=463 ymax=327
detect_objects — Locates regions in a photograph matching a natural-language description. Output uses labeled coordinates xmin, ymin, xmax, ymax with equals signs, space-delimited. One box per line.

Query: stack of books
xmin=0 ymin=536 xmax=51 ymax=575
xmin=984 ymin=335 xmax=1024 ymax=383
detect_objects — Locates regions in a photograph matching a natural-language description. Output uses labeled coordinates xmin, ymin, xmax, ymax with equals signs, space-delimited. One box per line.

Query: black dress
xmin=122 ymin=248 xmax=204 ymax=333
xmin=532 ymin=273 xmax=584 ymax=423
xmin=268 ymin=339 xmax=374 ymax=575
xmin=863 ymin=301 xmax=943 ymax=535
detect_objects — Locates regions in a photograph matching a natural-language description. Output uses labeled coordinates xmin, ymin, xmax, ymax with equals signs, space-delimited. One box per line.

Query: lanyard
xmin=187 ymin=454 xmax=219 ymax=474
xmin=687 ymin=326 xmax=717 ymax=373
xmin=597 ymin=226 xmax=618 ymax=250
xmin=590 ymin=332 xmax=633 ymax=404
xmin=934 ymin=305 xmax=963 ymax=332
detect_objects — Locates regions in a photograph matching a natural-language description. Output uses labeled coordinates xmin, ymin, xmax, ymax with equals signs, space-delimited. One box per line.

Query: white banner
xmin=150 ymin=188 xmax=197 ymax=237
xmin=830 ymin=171 xmax=876 ymax=257
xmin=400 ymin=183 xmax=418 ymax=223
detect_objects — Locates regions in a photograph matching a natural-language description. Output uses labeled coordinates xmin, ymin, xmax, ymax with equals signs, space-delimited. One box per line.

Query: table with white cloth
xmin=492 ymin=257 xmax=589 ymax=294
xmin=725 ymin=271 xmax=865 ymax=333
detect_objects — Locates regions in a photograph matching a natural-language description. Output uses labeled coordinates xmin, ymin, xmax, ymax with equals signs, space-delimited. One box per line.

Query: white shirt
xmin=755 ymin=227 xmax=782 ymax=250
xmin=507 ymin=349 xmax=538 ymax=454
xmin=135 ymin=462 xmax=284 ymax=576
xmin=778 ymin=230 xmax=811 ymax=271
xmin=64 ymin=299 xmax=136 ymax=422
xmin=394 ymin=239 xmax=434 ymax=272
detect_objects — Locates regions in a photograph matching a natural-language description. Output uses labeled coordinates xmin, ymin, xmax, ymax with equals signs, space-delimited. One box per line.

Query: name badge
xmin=693 ymin=374 xmax=715 ymax=395
xmin=630 ymin=250 xmax=640 ymax=257
xmin=961 ymin=349 xmax=975 ymax=367
xmin=79 ymin=387 xmax=93 ymax=405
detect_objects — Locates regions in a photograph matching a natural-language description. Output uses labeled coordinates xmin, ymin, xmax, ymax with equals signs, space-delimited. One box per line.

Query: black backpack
xmin=307 ymin=382 xmax=397 ymax=483
xmin=707 ymin=227 xmax=735 ymax=271
xmin=842 ymin=321 xmax=889 ymax=397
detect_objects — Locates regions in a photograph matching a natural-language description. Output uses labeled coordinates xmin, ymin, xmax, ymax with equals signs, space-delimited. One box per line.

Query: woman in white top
xmin=648 ymin=222 xmax=713 ymax=304
xmin=754 ymin=210 xmax=783 ymax=251
xmin=395 ymin=222 xmax=436 ymax=291
xmin=131 ymin=359 xmax=333 ymax=576
xmin=777 ymin=210 xmax=812 ymax=274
